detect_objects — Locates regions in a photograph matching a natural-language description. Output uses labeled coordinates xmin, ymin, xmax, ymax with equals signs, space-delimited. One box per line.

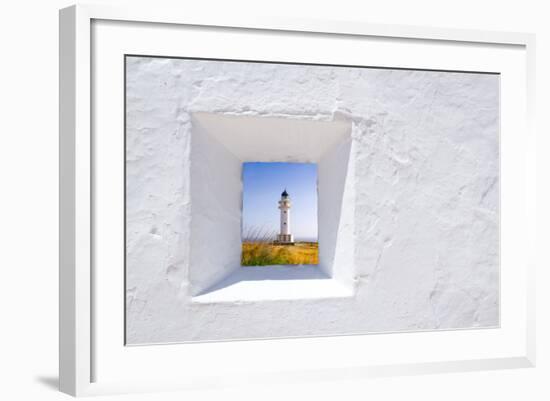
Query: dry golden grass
xmin=241 ymin=242 xmax=319 ymax=266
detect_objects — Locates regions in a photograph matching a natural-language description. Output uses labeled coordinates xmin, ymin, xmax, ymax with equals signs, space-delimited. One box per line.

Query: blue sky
xmin=242 ymin=162 xmax=318 ymax=242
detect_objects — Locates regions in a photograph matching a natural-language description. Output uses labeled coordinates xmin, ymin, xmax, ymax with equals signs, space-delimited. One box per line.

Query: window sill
xmin=192 ymin=265 xmax=354 ymax=303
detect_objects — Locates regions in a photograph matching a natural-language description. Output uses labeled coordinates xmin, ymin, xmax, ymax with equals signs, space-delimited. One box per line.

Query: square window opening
xmin=189 ymin=112 xmax=355 ymax=301
xmin=241 ymin=162 xmax=319 ymax=267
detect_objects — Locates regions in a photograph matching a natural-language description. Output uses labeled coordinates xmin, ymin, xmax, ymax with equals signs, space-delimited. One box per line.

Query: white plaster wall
xmin=125 ymin=56 xmax=499 ymax=343
xmin=318 ymin=135 xmax=354 ymax=282
xmin=189 ymin=119 xmax=242 ymax=296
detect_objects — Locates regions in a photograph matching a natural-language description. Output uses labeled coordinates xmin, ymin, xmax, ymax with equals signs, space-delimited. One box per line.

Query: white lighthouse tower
xmin=276 ymin=189 xmax=294 ymax=244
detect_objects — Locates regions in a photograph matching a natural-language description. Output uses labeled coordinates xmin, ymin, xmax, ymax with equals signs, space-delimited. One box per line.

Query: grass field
xmin=241 ymin=242 xmax=319 ymax=266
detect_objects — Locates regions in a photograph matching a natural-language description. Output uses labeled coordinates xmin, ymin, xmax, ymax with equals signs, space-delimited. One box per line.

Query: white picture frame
xmin=59 ymin=3 xmax=536 ymax=397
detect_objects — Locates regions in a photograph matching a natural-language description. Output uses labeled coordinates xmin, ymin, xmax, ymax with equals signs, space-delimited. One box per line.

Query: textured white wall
xmin=125 ymin=56 xmax=499 ymax=344
xmin=318 ymin=136 xmax=354 ymax=281
xmin=189 ymin=119 xmax=243 ymax=296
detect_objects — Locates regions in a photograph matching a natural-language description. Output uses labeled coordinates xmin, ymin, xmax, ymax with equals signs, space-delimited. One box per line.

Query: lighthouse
xmin=276 ymin=189 xmax=294 ymax=244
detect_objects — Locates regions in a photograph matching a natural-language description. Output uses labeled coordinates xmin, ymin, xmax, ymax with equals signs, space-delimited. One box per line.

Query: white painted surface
xmin=192 ymin=112 xmax=351 ymax=162
xmin=193 ymin=265 xmax=353 ymax=303
xmin=189 ymin=118 xmax=242 ymax=295
xmin=126 ymin=56 xmax=500 ymax=344
xmin=318 ymin=135 xmax=354 ymax=280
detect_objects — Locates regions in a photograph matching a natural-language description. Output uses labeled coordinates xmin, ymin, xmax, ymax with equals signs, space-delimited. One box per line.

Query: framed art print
xmin=60 ymin=4 xmax=536 ymax=396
